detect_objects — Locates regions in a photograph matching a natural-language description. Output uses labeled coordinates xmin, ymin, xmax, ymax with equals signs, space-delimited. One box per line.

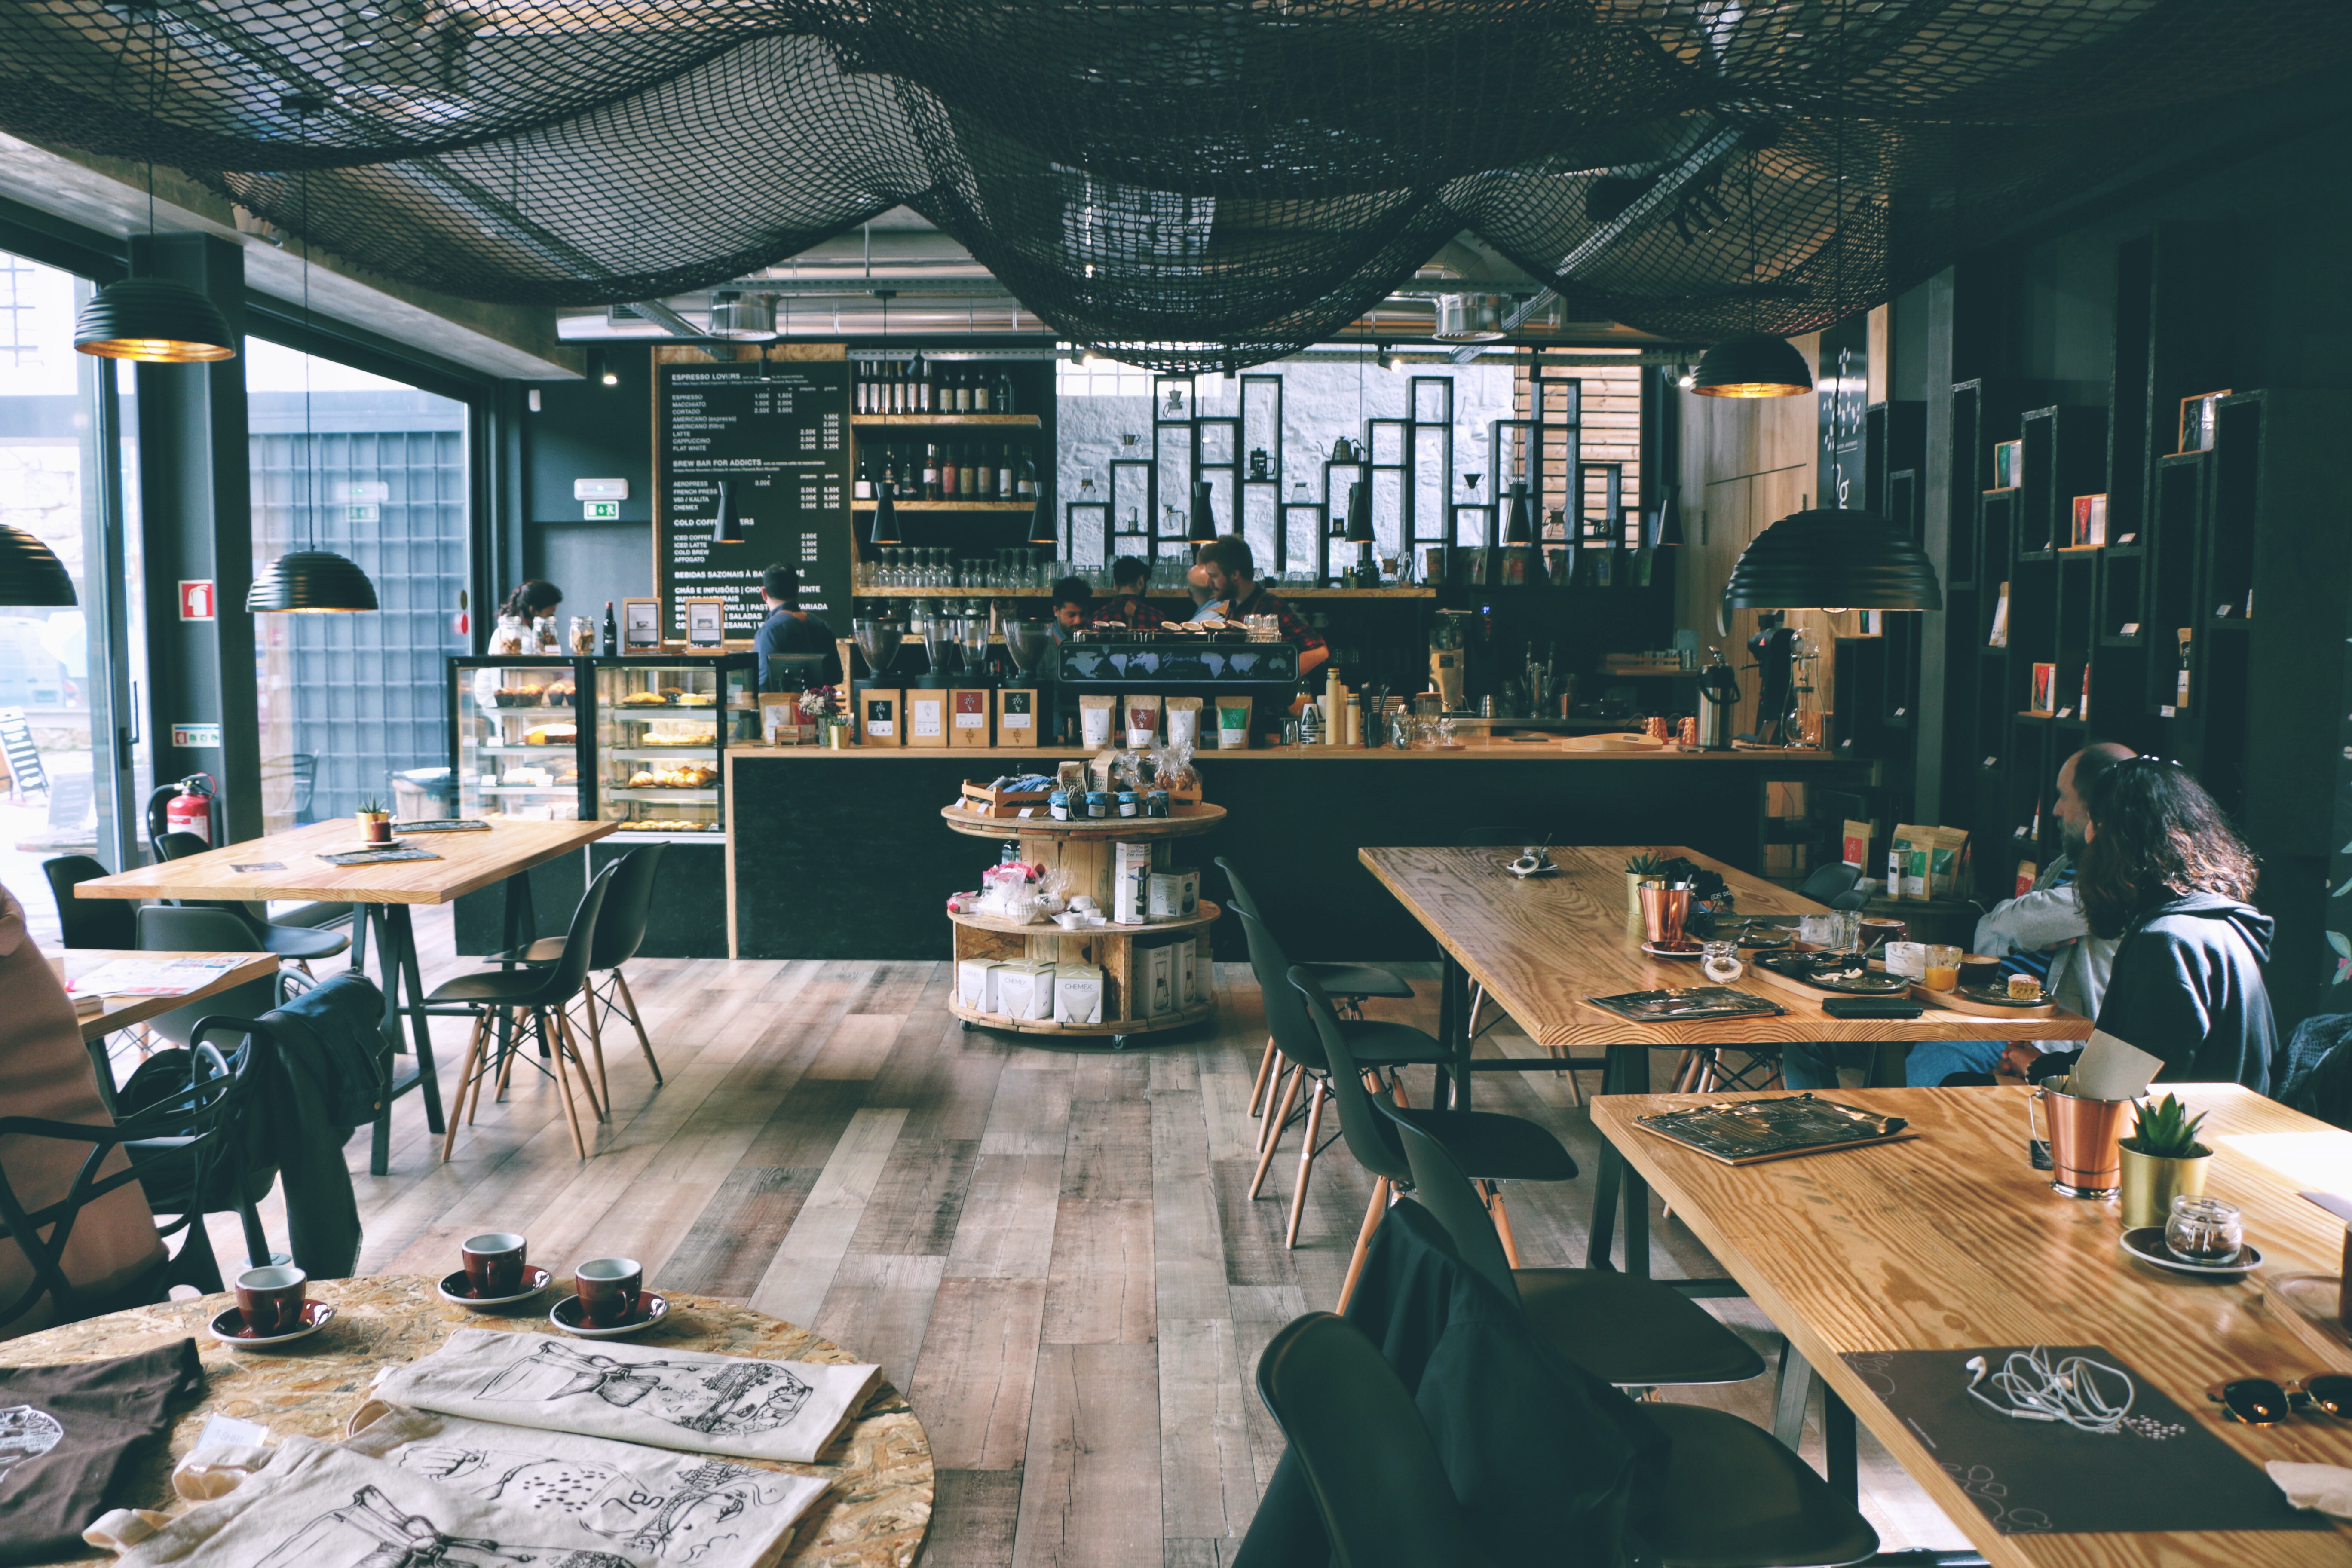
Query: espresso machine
xmin=1429 ymin=609 xmax=1474 ymax=712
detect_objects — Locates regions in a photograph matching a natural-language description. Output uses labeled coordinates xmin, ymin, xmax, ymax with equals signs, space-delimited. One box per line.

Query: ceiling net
xmin=2 ymin=0 xmax=2342 ymax=369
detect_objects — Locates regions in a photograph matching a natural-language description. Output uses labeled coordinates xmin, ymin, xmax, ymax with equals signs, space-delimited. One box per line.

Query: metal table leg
xmin=1773 ymin=1341 xmax=1815 ymax=1449
xmin=1435 ymin=953 xmax=1468 ymax=1110
xmin=366 ymin=902 xmax=446 ymax=1176
xmin=1824 ymin=1381 xmax=1858 ymax=1502
xmin=1586 ymin=1041 xmax=1645 ymax=1271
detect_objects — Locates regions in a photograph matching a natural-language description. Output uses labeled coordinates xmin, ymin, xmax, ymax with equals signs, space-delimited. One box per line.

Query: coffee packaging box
xmin=1145 ymin=943 xmax=1175 ymax=1015
xmin=1889 ymin=823 xmax=1933 ymax=899
xmin=1078 ymin=693 xmax=1117 ymax=748
xmin=1148 ymin=870 xmax=1186 ymax=921
xmin=1178 ymin=938 xmax=1200 ymax=1007
xmin=949 ymin=687 xmax=993 ymax=748
xmin=1055 ymin=964 xmax=1105 ymax=1026
xmin=1112 ymin=841 xmax=1153 ymax=925
xmin=906 ymin=690 xmax=949 ymax=748
xmin=957 ymin=958 xmax=1004 ymax=1011
xmin=996 ymin=962 xmax=1040 ymax=1020
xmin=860 ymin=689 xmax=903 ymax=747
xmin=1125 ymin=692 xmax=1163 ymax=749
xmin=1165 ymin=695 xmax=1204 ymax=748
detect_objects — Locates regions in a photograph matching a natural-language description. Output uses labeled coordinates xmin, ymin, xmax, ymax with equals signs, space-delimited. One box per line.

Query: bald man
xmin=1976 ymin=742 xmax=2135 ymax=1075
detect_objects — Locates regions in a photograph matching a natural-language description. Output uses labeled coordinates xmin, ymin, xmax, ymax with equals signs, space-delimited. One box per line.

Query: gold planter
xmin=1627 ymin=873 xmax=1648 ymax=917
xmin=2118 ymin=1146 xmax=2209 ymax=1230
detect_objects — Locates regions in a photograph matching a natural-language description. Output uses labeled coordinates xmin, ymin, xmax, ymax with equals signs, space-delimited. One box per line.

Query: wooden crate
xmin=959 ymin=779 xmax=1054 ymax=818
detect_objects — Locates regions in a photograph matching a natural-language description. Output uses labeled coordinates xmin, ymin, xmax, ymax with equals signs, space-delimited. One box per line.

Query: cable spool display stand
xmin=939 ymin=800 xmax=1225 ymax=1050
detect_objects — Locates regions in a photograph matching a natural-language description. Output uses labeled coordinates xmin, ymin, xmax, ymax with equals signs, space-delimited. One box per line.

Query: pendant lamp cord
xmin=301 ymin=146 xmax=316 ymax=557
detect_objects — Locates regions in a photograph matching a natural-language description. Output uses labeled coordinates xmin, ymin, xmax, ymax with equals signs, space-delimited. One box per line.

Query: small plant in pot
xmin=1625 ymin=852 xmax=1665 ymax=915
xmin=2118 ymin=1093 xmax=2212 ymax=1229
xmin=357 ymin=796 xmax=392 ymax=844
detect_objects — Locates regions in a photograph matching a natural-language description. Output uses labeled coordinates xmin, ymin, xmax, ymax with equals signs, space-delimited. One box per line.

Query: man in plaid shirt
xmin=1195 ymin=535 xmax=1328 ymax=677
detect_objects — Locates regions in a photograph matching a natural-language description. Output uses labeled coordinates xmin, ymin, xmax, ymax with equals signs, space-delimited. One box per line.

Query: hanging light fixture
xmin=1343 ymin=481 xmax=1376 ymax=585
xmin=1688 ymin=331 xmax=1814 ymax=398
xmin=1188 ymin=480 xmax=1218 ymax=542
xmin=249 ymin=101 xmax=377 ymax=614
xmin=1029 ymin=486 xmax=1057 ymax=546
xmin=75 ymin=5 xmax=236 ymax=363
xmin=868 ymin=481 xmax=900 ymax=545
xmin=1502 ymin=483 xmax=1534 ymax=544
xmin=713 ymin=478 xmax=746 ymax=545
xmin=0 ymin=525 xmax=77 ymax=606
xmin=1722 ymin=508 xmax=1942 ymax=611
xmin=1650 ymin=483 xmax=1684 ymax=548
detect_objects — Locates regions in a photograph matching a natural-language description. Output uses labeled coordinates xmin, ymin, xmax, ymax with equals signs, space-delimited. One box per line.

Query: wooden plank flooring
xmin=175 ymin=905 xmax=1974 ymax=1564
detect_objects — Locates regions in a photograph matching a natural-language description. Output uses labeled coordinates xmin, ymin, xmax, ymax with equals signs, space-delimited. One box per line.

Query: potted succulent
xmin=2118 ymin=1093 xmax=2212 ymax=1229
xmin=356 ymin=795 xmax=393 ymax=844
xmin=1625 ymin=851 xmax=1665 ymax=916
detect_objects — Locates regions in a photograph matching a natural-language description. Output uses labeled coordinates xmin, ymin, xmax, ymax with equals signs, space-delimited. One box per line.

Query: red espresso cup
xmin=575 ymin=1256 xmax=643 ymax=1328
xmin=235 ymin=1265 xmax=308 ymax=1336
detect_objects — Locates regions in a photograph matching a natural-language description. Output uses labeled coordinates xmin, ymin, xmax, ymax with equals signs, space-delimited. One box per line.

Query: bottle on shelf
xmin=854 ymin=452 xmax=873 ymax=502
xmin=996 ymin=444 xmax=1014 ymax=499
xmin=915 ymin=355 xmax=932 ymax=412
xmin=995 ymin=369 xmax=1014 ymax=416
xmin=891 ymin=360 xmax=908 ymax=415
xmin=2176 ymin=627 xmax=2193 ymax=709
xmin=953 ymin=368 xmax=972 ymax=413
xmin=972 ymin=370 xmax=991 ymax=413
xmin=1016 ymin=448 xmax=1038 ymax=499
xmin=962 ymin=446 xmax=980 ymax=498
xmin=943 ymin=444 xmax=961 ymax=499
xmin=602 ymin=600 xmax=617 ymax=656
xmin=923 ymin=443 xmax=942 ymax=502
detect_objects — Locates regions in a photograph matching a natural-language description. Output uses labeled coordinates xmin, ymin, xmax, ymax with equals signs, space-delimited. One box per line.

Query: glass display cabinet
xmin=451 ymin=656 xmax=592 ymax=821
xmin=591 ymin=654 xmax=758 ymax=840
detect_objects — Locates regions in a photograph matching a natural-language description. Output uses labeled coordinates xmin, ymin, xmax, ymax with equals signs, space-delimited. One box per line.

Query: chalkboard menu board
xmin=654 ymin=349 xmax=851 ymax=641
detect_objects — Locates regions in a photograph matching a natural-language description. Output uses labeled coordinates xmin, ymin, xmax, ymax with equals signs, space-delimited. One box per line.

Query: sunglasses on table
xmin=2208 ymin=1374 xmax=2352 ymax=1425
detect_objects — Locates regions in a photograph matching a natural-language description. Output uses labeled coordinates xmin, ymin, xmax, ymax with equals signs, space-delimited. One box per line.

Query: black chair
xmin=42 ymin=855 xmax=135 ymax=949
xmin=135 ymin=906 xmax=288 ymax=1047
xmin=429 ymin=863 xmax=617 ymax=1162
xmin=154 ymin=831 xmax=349 ymax=966
xmin=493 ymin=843 xmax=668 ymax=1098
xmin=1358 ymin=1060 xmax=1764 ymax=1387
xmin=1230 ymin=900 xmax=1450 ymax=1249
xmin=1216 ymin=858 xmax=1412 ymax=1122
xmin=0 ymin=1020 xmax=267 ymax=1332
xmin=1253 ymin=1311 xmax=1504 ymax=1568
xmin=1797 ymin=861 xmax=1862 ymax=904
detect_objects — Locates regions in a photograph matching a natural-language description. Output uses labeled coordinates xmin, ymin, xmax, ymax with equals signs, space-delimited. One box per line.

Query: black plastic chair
xmin=154 ymin=831 xmax=349 ymax=965
xmin=1253 ymin=1311 xmax=1505 ymax=1568
xmin=135 ymin=906 xmax=288 ymax=1047
xmin=1230 ymin=900 xmax=1450 ymax=1249
xmin=429 ymin=863 xmax=618 ymax=1161
xmin=1797 ymin=861 xmax=1862 ymax=904
xmin=493 ymin=844 xmax=668 ymax=1097
xmin=1216 ymin=857 xmax=1412 ymax=1121
xmin=0 ymin=1021 xmax=266 ymax=1333
xmin=42 ymin=855 xmax=135 ymax=949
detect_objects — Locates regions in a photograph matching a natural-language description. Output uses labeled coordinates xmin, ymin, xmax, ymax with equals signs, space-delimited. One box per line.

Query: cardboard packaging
xmin=1841 ymin=818 xmax=1877 ymax=870
xmin=1112 ymin=842 xmax=1153 ymax=925
xmin=995 ymin=686 xmax=1038 ymax=745
xmin=1148 ymin=866 xmax=1200 ymax=921
xmin=1179 ymin=938 xmax=1200 ymax=1008
xmin=1165 ymin=696 xmax=1204 ymax=749
xmin=860 ymin=689 xmax=903 ymax=747
xmin=950 ymin=687 xmax=992 ymax=747
xmin=1055 ymin=964 xmax=1104 ymax=1026
xmin=1889 ymin=824 xmax=1930 ymax=900
xmin=998 ymin=961 xmax=1056 ymax=1020
xmin=1078 ymin=693 xmax=1117 ymax=748
xmin=956 ymin=958 xmax=1005 ymax=1013
xmin=1215 ymin=695 xmax=1252 ymax=750
xmin=1145 ymin=943 xmax=1175 ymax=1015
xmin=1125 ymin=693 xmax=1163 ymax=749
xmin=906 ymin=689 xmax=949 ymax=748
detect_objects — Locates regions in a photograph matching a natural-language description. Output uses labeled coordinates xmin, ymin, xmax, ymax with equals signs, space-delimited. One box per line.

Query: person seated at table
xmin=0 ymin=881 xmax=162 ymax=1337
xmin=1097 ymin=556 xmax=1164 ymax=630
xmin=2062 ymin=757 xmax=2277 ymax=1087
xmin=1196 ymin=535 xmax=1328 ymax=676
xmin=1049 ymin=576 xmax=1092 ymax=643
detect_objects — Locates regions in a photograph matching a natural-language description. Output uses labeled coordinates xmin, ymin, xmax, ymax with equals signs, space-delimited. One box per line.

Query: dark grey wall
xmin=518 ymin=344 xmax=655 ymax=621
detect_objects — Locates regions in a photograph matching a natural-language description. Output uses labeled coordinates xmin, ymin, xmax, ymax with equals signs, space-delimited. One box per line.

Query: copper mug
xmin=1638 ymin=883 xmax=1691 ymax=947
xmin=2027 ymin=1084 xmax=2132 ymax=1198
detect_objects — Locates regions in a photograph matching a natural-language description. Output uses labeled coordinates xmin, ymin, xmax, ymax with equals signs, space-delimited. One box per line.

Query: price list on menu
xmin=655 ymin=354 xmax=850 ymax=641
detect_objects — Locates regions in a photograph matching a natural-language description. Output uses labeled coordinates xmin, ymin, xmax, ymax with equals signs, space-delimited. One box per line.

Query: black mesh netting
xmin=3 ymin=1 xmax=2345 ymax=369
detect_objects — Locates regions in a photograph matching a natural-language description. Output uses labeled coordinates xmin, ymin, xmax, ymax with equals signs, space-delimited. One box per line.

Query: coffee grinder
xmin=1429 ymin=609 xmax=1474 ymax=712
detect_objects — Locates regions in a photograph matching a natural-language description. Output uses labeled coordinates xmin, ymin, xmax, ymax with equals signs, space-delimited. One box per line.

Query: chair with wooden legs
xmin=493 ymin=843 xmax=668 ymax=1104
xmin=1214 ymin=858 xmax=1412 ymax=1124
xmin=1231 ymin=902 xmax=1449 ymax=1250
xmin=430 ymin=863 xmax=616 ymax=1162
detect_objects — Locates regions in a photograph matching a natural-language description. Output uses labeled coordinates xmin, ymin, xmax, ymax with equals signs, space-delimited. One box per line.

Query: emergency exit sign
xmin=583 ymin=500 xmax=622 ymax=520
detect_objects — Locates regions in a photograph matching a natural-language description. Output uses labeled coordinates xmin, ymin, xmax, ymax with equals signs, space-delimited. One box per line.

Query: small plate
xmin=343 ymin=838 xmax=407 ymax=853
xmin=1954 ymin=984 xmax=2051 ymax=1009
xmin=437 ymin=1266 xmax=553 ymax=1310
xmin=2120 ymin=1227 xmax=2262 ymax=1277
xmin=209 ymin=1300 xmax=336 ymax=1347
xmin=550 ymin=1292 xmax=670 ymax=1339
xmin=1502 ymin=859 xmax=1556 ymax=879
xmin=1641 ymin=940 xmax=1704 ymax=960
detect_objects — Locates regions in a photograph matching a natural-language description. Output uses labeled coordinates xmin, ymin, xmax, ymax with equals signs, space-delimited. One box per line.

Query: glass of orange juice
xmin=1923 ymin=943 xmax=1962 ymax=991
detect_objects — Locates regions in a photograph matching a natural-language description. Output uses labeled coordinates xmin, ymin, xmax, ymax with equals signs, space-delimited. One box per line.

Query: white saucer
xmin=342 ymin=839 xmax=408 ymax=852
xmin=1503 ymin=860 xmax=1556 ymax=879
xmin=1641 ymin=940 xmax=1704 ymax=960
xmin=2119 ymin=1226 xmax=2262 ymax=1277
xmin=549 ymin=1292 xmax=670 ymax=1338
xmin=437 ymin=1266 xmax=553 ymax=1311
xmin=209 ymin=1300 xmax=336 ymax=1347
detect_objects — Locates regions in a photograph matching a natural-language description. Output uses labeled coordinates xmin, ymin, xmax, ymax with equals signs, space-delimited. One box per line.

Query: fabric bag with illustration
xmin=369 ymin=1329 xmax=880 ymax=1464
xmin=341 ymin=1401 xmax=829 ymax=1568
xmin=0 ymin=1338 xmax=203 ymax=1567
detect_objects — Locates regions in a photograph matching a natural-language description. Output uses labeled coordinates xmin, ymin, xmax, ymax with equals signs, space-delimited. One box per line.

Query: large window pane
xmin=246 ymin=342 xmax=467 ymax=833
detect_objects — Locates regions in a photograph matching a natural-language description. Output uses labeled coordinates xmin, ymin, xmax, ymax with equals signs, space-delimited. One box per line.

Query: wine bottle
xmin=915 ymin=355 xmax=931 ymax=412
xmin=1016 ymin=449 xmax=1038 ymax=499
xmin=961 ymin=446 xmax=979 ymax=497
xmin=954 ymin=369 xmax=972 ymax=413
xmin=602 ymin=600 xmax=617 ymax=655
xmin=996 ymin=370 xmax=1014 ymax=415
xmin=996 ymin=444 xmax=1014 ymax=499
xmin=923 ymin=443 xmax=942 ymax=502
xmin=2176 ymin=628 xmax=2193 ymax=709
xmin=973 ymin=371 xmax=991 ymax=413
xmin=854 ymin=452 xmax=873 ymax=501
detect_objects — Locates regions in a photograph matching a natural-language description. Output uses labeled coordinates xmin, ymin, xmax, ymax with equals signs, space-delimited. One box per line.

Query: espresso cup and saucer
xmin=209 ymin=1265 xmax=336 ymax=1347
xmin=436 ymin=1231 xmax=553 ymax=1310
xmin=551 ymin=1256 xmax=669 ymax=1338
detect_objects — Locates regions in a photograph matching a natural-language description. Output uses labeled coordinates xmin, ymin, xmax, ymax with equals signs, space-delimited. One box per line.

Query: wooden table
xmin=71 ymin=820 xmax=616 ymax=1173
xmin=0 ymin=1274 xmax=932 ymax=1567
xmin=61 ymin=949 xmax=276 ymax=1112
xmin=1357 ymin=844 xmax=2094 ymax=1274
xmin=1592 ymin=1085 xmax=2352 ymax=1566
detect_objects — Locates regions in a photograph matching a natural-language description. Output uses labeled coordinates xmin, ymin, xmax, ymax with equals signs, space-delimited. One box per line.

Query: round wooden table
xmin=0 ymin=1275 xmax=931 ymax=1567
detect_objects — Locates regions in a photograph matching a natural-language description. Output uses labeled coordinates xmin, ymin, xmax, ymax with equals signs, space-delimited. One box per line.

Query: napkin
xmin=2065 ymin=1029 xmax=2164 ymax=1100
xmin=341 ymin=1402 xmax=830 ymax=1568
xmin=369 ymin=1328 xmax=880 ymax=1464
xmin=2269 ymin=1461 xmax=2352 ymax=1518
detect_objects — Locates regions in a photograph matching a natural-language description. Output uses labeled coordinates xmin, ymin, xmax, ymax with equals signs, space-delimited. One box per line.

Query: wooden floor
xmin=179 ymin=907 xmax=1974 ymax=1565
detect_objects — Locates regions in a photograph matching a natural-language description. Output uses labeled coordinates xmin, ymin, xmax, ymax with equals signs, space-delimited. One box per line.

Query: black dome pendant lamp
xmin=1722 ymin=507 xmax=1942 ymax=612
xmin=249 ymin=104 xmax=377 ymax=614
xmin=0 ymin=525 xmax=78 ymax=607
xmin=74 ymin=3 xmax=236 ymax=365
xmin=1688 ymin=331 xmax=1813 ymax=398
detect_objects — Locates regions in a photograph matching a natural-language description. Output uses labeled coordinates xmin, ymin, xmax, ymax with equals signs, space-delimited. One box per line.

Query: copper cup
xmin=2027 ymin=1084 xmax=2132 ymax=1198
xmin=1639 ymin=883 xmax=1691 ymax=947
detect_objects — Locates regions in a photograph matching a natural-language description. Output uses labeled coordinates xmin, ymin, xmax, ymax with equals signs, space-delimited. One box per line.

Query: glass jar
xmin=1084 ymin=790 xmax=1110 ymax=820
xmin=490 ymin=615 xmax=527 ymax=656
xmin=1144 ymin=791 xmax=1170 ymax=818
xmin=1116 ymin=790 xmax=1139 ymax=818
xmin=1048 ymin=790 xmax=1070 ymax=821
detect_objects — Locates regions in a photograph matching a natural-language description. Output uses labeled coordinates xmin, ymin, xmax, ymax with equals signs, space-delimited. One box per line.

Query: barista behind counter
xmin=755 ymin=564 xmax=842 ymax=688
xmin=1196 ymin=535 xmax=1327 ymax=676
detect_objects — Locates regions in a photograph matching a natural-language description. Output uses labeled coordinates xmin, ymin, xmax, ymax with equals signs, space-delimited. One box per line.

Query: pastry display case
xmin=451 ymin=656 xmax=591 ymax=821
xmin=591 ymin=655 xmax=759 ymax=840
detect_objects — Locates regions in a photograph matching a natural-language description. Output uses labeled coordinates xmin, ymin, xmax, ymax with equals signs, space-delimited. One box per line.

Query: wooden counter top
xmin=729 ymin=740 xmax=1848 ymax=763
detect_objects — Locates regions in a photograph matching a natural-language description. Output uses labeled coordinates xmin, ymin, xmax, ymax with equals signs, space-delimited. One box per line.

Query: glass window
xmin=245 ymin=340 xmax=468 ymax=832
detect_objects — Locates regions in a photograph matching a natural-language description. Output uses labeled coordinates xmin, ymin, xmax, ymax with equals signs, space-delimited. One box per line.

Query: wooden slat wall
xmin=1514 ymin=360 xmax=1645 ymax=532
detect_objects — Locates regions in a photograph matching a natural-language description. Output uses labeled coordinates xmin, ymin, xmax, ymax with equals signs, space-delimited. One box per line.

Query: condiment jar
xmin=1144 ymin=790 xmax=1170 ymax=818
xmin=1116 ymin=790 xmax=1139 ymax=818
xmin=1084 ymin=790 xmax=1110 ymax=819
xmin=1048 ymin=790 xmax=1070 ymax=821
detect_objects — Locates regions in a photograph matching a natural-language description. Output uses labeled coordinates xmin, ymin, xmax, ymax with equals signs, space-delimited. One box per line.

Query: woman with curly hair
xmin=2076 ymin=758 xmax=2278 ymax=1088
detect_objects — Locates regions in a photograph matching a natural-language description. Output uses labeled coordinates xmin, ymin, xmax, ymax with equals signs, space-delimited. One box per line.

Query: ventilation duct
xmin=707 ymin=291 xmax=776 ymax=340
xmin=1433 ymin=294 xmax=1506 ymax=343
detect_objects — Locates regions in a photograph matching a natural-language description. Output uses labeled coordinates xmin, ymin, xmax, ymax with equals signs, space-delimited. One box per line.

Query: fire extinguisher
xmin=146 ymin=774 xmax=218 ymax=858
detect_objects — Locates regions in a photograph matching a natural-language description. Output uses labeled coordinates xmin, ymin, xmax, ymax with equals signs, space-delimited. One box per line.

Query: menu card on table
xmin=67 ymin=956 xmax=248 ymax=998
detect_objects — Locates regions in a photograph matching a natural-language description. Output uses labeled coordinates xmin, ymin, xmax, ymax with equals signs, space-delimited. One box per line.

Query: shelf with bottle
xmin=851 ymin=499 xmax=1034 ymax=512
xmin=852 ymin=360 xmax=1026 ymax=418
xmin=852 ymin=437 xmax=1041 ymax=508
xmin=852 ymin=414 xmax=1042 ymax=428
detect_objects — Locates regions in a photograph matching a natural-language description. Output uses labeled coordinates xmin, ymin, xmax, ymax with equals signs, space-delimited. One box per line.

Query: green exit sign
xmin=583 ymin=500 xmax=622 ymax=520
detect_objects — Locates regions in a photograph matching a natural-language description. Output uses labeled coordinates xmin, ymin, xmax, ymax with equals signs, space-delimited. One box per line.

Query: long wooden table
xmin=61 ymin=949 xmax=276 ymax=1112
xmin=71 ymin=819 xmax=615 ymax=1172
xmin=1593 ymin=1085 xmax=2352 ymax=1567
xmin=1357 ymin=844 xmax=2095 ymax=1275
